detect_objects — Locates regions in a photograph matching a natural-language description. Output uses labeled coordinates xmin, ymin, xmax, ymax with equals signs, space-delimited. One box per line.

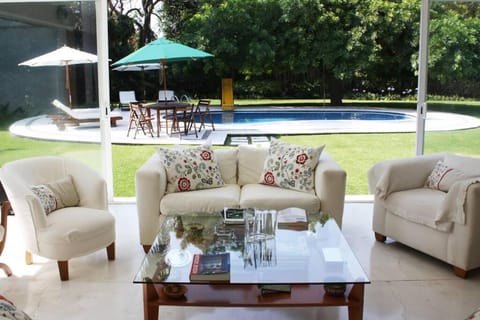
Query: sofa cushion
xmin=240 ymin=183 xmax=321 ymax=213
xmin=215 ymin=148 xmax=238 ymax=185
xmin=31 ymin=175 xmax=79 ymax=215
xmin=157 ymin=145 xmax=224 ymax=193
xmin=259 ymin=139 xmax=324 ymax=193
xmin=160 ymin=184 xmax=241 ymax=214
xmin=238 ymin=145 xmax=268 ymax=186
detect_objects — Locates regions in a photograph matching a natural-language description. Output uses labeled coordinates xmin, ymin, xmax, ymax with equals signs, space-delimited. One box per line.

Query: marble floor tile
xmin=0 ymin=202 xmax=479 ymax=320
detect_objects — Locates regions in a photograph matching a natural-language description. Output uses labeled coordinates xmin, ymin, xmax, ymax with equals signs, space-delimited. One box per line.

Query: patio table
xmin=143 ymin=101 xmax=191 ymax=137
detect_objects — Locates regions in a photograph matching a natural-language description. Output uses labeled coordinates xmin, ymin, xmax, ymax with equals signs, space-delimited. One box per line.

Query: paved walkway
xmin=9 ymin=107 xmax=480 ymax=145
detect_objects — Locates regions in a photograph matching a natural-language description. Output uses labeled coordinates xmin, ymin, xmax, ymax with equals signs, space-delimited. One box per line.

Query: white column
xmin=95 ymin=0 xmax=114 ymax=200
xmin=415 ymin=0 xmax=430 ymax=156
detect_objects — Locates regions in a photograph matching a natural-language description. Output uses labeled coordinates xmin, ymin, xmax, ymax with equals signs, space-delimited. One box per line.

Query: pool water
xmin=210 ymin=109 xmax=412 ymax=124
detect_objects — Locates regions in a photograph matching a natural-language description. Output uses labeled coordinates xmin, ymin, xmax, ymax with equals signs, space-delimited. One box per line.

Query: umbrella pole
xmin=66 ymin=64 xmax=72 ymax=107
xmin=161 ymin=60 xmax=167 ymax=102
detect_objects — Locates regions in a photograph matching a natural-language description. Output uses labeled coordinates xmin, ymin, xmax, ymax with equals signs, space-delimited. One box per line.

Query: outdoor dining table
xmin=143 ymin=101 xmax=191 ymax=137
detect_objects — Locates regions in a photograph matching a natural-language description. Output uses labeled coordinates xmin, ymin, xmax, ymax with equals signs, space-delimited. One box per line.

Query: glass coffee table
xmin=134 ymin=212 xmax=369 ymax=320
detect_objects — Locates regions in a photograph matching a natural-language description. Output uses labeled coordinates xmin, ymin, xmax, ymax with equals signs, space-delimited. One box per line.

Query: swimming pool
xmin=210 ymin=108 xmax=413 ymax=124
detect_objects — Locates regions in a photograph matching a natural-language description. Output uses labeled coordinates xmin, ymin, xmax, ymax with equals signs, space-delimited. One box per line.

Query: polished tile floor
xmin=0 ymin=202 xmax=479 ymax=320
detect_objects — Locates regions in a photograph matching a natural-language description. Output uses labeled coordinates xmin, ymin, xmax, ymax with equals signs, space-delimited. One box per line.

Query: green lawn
xmin=1 ymin=99 xmax=480 ymax=197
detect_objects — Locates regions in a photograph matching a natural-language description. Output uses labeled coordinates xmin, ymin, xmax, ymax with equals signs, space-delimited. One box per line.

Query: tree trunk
xmin=328 ymin=75 xmax=344 ymax=106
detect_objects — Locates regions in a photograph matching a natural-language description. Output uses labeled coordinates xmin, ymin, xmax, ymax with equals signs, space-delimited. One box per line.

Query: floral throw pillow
xmin=31 ymin=175 xmax=80 ymax=215
xmin=31 ymin=184 xmax=57 ymax=215
xmin=157 ymin=145 xmax=225 ymax=193
xmin=0 ymin=295 xmax=32 ymax=320
xmin=259 ymin=139 xmax=324 ymax=193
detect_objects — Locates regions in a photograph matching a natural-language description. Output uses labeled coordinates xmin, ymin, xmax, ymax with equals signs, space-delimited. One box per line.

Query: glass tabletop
xmin=134 ymin=211 xmax=369 ymax=285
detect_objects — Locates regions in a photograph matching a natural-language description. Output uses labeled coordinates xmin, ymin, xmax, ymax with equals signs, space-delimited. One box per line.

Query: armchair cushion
xmin=259 ymin=139 xmax=324 ymax=193
xmin=157 ymin=144 xmax=224 ymax=193
xmin=31 ymin=175 xmax=79 ymax=215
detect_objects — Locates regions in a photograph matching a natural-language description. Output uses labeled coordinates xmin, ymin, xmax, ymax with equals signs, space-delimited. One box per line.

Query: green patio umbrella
xmin=111 ymin=38 xmax=213 ymax=100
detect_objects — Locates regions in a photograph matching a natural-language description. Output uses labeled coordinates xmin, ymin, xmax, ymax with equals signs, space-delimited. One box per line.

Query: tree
xmin=362 ymin=0 xmax=419 ymax=97
xmin=108 ymin=0 xmax=162 ymax=47
xmin=426 ymin=2 xmax=480 ymax=97
xmin=155 ymin=0 xmax=479 ymax=101
xmin=180 ymin=0 xmax=379 ymax=105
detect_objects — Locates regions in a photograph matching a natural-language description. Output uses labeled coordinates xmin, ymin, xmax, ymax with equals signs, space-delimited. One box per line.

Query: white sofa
xmin=368 ymin=152 xmax=480 ymax=277
xmin=136 ymin=145 xmax=347 ymax=251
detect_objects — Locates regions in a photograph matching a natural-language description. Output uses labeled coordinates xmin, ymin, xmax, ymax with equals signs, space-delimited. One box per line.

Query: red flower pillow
xmin=260 ymin=139 xmax=324 ymax=193
xmin=157 ymin=144 xmax=224 ymax=193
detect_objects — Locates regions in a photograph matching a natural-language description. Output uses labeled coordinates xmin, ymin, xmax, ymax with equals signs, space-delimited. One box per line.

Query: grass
xmin=1 ymin=99 xmax=480 ymax=197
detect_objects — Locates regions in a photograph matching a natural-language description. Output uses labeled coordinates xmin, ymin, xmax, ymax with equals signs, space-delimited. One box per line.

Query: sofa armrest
xmin=135 ymin=153 xmax=167 ymax=245
xmin=448 ymin=182 xmax=480 ymax=270
xmin=315 ymin=151 xmax=346 ymax=228
xmin=368 ymin=153 xmax=445 ymax=199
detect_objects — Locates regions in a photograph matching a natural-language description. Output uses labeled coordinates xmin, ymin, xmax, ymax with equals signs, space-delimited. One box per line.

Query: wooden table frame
xmin=144 ymin=102 xmax=191 ymax=137
xmin=142 ymin=282 xmax=365 ymax=320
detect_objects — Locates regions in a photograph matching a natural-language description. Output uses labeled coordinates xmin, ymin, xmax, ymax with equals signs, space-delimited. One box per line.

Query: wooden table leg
xmin=143 ymin=283 xmax=159 ymax=320
xmin=347 ymin=284 xmax=365 ymax=320
xmin=156 ymin=109 xmax=161 ymax=137
xmin=164 ymin=109 xmax=169 ymax=135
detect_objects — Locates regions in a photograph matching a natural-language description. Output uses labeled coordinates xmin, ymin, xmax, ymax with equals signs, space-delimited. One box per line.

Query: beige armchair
xmin=368 ymin=152 xmax=480 ymax=278
xmin=0 ymin=156 xmax=116 ymax=281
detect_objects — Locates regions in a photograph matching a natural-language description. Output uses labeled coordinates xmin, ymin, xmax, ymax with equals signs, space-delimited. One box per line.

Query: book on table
xmin=276 ymin=207 xmax=308 ymax=230
xmin=189 ymin=252 xmax=230 ymax=282
xmin=258 ymin=284 xmax=291 ymax=295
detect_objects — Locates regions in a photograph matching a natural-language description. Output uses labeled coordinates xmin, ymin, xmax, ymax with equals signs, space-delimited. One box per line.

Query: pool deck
xmin=9 ymin=107 xmax=480 ymax=145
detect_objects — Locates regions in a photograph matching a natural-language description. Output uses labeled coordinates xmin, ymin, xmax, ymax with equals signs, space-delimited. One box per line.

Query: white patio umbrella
xmin=113 ymin=63 xmax=164 ymax=99
xmin=19 ymin=45 xmax=98 ymax=107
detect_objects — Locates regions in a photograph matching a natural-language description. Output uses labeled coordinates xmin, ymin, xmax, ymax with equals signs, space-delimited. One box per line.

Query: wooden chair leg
xmin=374 ymin=232 xmax=387 ymax=242
xmin=58 ymin=260 xmax=69 ymax=281
xmin=25 ymin=251 xmax=32 ymax=265
xmin=142 ymin=245 xmax=151 ymax=254
xmin=106 ymin=242 xmax=115 ymax=260
xmin=453 ymin=266 xmax=467 ymax=278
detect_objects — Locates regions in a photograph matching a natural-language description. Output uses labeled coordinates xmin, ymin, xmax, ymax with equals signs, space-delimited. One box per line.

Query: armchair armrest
xmin=0 ymin=169 xmax=46 ymax=252
xmin=314 ymin=151 xmax=346 ymax=228
xmin=368 ymin=153 xmax=445 ymax=199
xmin=135 ymin=153 xmax=167 ymax=245
xmin=448 ymin=182 xmax=480 ymax=270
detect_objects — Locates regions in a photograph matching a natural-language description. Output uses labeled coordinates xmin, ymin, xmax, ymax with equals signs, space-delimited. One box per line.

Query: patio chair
xmin=50 ymin=99 xmax=123 ymax=130
xmin=119 ymin=90 xmax=137 ymax=111
xmin=158 ymin=90 xmax=178 ymax=102
xmin=195 ymin=99 xmax=215 ymax=131
xmin=127 ymin=103 xmax=155 ymax=139
xmin=169 ymin=103 xmax=198 ymax=138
